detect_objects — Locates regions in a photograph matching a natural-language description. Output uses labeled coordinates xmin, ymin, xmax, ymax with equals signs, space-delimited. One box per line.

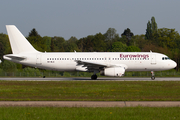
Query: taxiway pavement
xmin=0 ymin=77 xmax=180 ymax=81
xmin=0 ymin=101 xmax=180 ymax=107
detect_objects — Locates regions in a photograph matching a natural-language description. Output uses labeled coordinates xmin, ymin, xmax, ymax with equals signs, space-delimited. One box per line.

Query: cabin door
xmin=36 ymin=54 xmax=42 ymax=65
xmin=151 ymin=54 xmax=156 ymax=64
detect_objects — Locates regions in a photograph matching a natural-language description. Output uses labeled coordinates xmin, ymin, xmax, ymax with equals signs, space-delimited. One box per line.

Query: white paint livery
xmin=3 ymin=25 xmax=177 ymax=80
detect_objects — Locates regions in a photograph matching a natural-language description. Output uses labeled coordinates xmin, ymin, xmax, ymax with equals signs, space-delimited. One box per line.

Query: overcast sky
xmin=0 ymin=0 xmax=180 ymax=40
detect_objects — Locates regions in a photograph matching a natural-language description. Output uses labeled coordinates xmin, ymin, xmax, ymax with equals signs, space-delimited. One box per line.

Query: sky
xmin=0 ymin=0 xmax=180 ymax=40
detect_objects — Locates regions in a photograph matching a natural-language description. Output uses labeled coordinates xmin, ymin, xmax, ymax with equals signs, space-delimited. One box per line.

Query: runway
xmin=0 ymin=101 xmax=180 ymax=107
xmin=0 ymin=77 xmax=180 ymax=81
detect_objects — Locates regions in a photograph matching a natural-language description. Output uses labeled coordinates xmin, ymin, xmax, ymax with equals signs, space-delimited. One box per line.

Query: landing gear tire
xmin=91 ymin=75 xmax=97 ymax=80
xmin=151 ymin=71 xmax=155 ymax=80
xmin=151 ymin=76 xmax=155 ymax=80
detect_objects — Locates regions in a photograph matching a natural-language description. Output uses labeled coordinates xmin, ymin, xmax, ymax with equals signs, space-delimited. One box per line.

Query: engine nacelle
xmin=100 ymin=67 xmax=125 ymax=77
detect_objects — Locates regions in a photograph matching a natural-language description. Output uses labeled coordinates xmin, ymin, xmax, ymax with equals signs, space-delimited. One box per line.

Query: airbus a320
xmin=3 ymin=25 xmax=177 ymax=80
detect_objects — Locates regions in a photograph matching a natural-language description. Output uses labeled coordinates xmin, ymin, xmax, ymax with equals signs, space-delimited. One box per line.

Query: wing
xmin=75 ymin=60 xmax=127 ymax=72
xmin=75 ymin=60 xmax=106 ymax=72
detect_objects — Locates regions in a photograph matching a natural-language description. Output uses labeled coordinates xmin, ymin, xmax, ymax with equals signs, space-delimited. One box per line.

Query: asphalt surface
xmin=0 ymin=77 xmax=180 ymax=81
xmin=0 ymin=101 xmax=180 ymax=107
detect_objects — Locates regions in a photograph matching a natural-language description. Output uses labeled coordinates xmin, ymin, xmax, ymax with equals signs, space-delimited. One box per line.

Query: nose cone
xmin=171 ymin=60 xmax=177 ymax=68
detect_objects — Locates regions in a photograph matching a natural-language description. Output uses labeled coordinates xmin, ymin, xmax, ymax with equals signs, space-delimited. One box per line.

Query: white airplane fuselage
xmin=4 ymin=52 xmax=176 ymax=72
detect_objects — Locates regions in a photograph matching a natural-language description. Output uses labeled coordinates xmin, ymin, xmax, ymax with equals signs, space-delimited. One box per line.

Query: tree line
xmin=0 ymin=16 xmax=180 ymax=74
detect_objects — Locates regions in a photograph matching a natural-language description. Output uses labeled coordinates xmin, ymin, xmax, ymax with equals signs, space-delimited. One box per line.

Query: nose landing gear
xmin=151 ymin=71 xmax=155 ymax=80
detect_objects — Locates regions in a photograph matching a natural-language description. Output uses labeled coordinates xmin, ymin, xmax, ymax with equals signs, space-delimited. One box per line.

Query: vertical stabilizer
xmin=6 ymin=25 xmax=39 ymax=54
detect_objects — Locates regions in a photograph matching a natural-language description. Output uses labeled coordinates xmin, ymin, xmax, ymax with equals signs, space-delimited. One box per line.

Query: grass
xmin=0 ymin=81 xmax=180 ymax=101
xmin=0 ymin=107 xmax=180 ymax=120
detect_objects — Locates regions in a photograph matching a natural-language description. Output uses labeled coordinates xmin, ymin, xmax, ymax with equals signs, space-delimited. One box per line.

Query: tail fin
xmin=6 ymin=25 xmax=39 ymax=54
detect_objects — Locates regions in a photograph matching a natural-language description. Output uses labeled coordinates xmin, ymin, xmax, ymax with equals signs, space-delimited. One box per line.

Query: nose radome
xmin=172 ymin=60 xmax=177 ymax=68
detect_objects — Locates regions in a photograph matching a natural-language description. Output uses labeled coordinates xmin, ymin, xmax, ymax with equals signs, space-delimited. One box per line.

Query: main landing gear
xmin=151 ymin=71 xmax=155 ymax=80
xmin=91 ymin=70 xmax=98 ymax=80
xmin=91 ymin=74 xmax=97 ymax=80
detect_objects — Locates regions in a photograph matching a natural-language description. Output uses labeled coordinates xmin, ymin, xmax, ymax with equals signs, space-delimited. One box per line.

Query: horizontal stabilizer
xmin=3 ymin=54 xmax=26 ymax=61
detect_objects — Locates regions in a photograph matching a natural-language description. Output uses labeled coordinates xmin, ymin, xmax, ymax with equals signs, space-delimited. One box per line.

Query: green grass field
xmin=0 ymin=107 xmax=180 ymax=120
xmin=0 ymin=81 xmax=180 ymax=101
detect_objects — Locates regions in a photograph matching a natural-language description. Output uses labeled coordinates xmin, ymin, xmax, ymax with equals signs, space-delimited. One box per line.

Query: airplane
xmin=3 ymin=25 xmax=177 ymax=80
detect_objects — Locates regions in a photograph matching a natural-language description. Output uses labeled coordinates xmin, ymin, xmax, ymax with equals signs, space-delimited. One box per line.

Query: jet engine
xmin=100 ymin=67 xmax=125 ymax=77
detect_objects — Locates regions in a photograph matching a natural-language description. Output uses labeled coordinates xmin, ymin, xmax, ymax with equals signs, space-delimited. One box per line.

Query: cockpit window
xmin=162 ymin=57 xmax=170 ymax=60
